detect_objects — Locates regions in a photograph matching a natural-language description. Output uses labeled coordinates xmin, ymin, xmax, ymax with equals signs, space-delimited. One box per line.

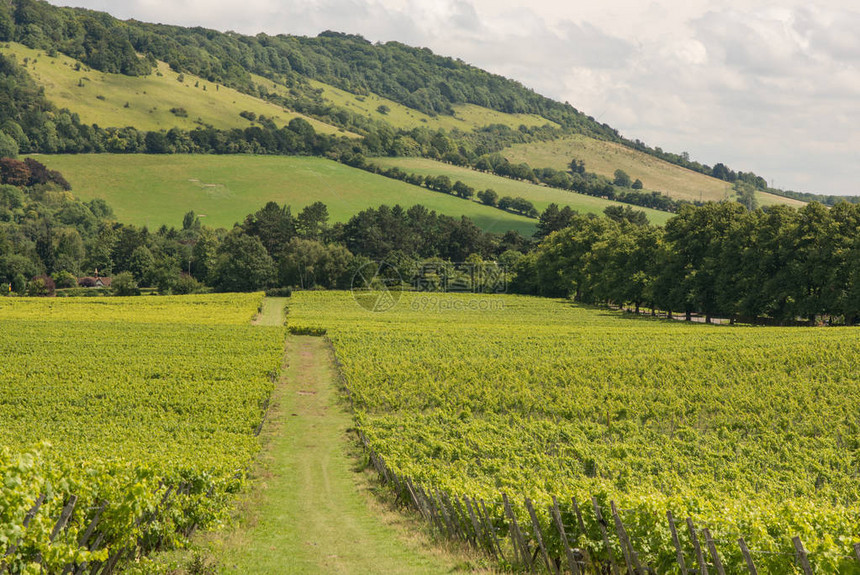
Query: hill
xmin=503 ymin=136 xmax=806 ymax=207
xmin=370 ymin=157 xmax=672 ymax=225
xmin=0 ymin=0 xmax=824 ymax=214
xmin=29 ymin=153 xmax=539 ymax=234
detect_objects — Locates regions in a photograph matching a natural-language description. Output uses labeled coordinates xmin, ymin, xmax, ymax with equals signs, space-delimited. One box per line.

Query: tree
xmin=477 ymin=189 xmax=497 ymax=206
xmin=212 ymin=231 xmax=275 ymax=292
xmin=452 ymin=180 xmax=474 ymax=199
xmin=569 ymin=158 xmax=586 ymax=175
xmin=0 ymin=131 xmax=18 ymax=158
xmin=296 ymin=201 xmax=329 ymax=241
xmin=278 ymin=238 xmax=353 ymax=289
xmin=111 ymin=271 xmax=140 ymax=296
xmin=613 ymin=169 xmax=632 ymax=188
xmin=376 ymin=105 xmax=390 ymax=115
xmin=632 ymin=179 xmax=643 ymax=190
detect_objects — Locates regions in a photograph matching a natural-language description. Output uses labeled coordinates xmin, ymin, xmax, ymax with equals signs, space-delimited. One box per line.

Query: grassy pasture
xmin=31 ymin=154 xmax=538 ymax=234
xmin=2 ymin=43 xmax=347 ymax=135
xmin=370 ymin=156 xmax=673 ymax=225
xmin=503 ymin=135 xmax=805 ymax=207
xmin=255 ymin=76 xmax=557 ymax=132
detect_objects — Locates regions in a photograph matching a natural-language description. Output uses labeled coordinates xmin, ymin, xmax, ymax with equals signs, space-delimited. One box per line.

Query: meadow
xmin=0 ymin=294 xmax=284 ymax=572
xmin=259 ymin=76 xmax=557 ymax=133
xmin=370 ymin=156 xmax=673 ymax=225
xmin=289 ymin=291 xmax=860 ymax=573
xmin=2 ymin=43 xmax=346 ymax=135
xmin=29 ymin=154 xmax=537 ymax=234
xmin=503 ymin=135 xmax=805 ymax=207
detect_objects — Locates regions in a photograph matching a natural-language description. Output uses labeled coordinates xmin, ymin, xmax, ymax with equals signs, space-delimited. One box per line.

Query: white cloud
xmin=45 ymin=0 xmax=860 ymax=195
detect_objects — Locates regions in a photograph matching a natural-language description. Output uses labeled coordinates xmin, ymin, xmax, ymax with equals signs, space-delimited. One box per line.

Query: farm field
xmin=503 ymin=135 xmax=805 ymax=207
xmin=29 ymin=154 xmax=537 ymax=234
xmin=370 ymin=157 xmax=673 ymax=225
xmin=0 ymin=294 xmax=284 ymax=573
xmin=1 ymin=43 xmax=347 ymax=135
xmin=289 ymin=291 xmax=860 ymax=573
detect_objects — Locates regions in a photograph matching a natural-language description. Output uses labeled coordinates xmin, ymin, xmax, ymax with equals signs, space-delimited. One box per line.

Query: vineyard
xmin=0 ymin=294 xmax=285 ymax=574
xmin=289 ymin=291 xmax=860 ymax=574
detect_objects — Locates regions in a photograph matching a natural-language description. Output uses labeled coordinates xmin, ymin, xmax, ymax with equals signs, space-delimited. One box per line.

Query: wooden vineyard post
xmin=405 ymin=479 xmax=428 ymax=523
xmin=479 ymin=499 xmax=506 ymax=562
xmin=50 ymin=495 xmax=79 ymax=543
xmin=611 ymin=502 xmax=643 ymax=574
xmin=592 ymin=497 xmax=620 ymax=575
xmin=550 ymin=496 xmax=581 ymax=575
xmin=453 ymin=496 xmax=475 ymax=546
xmin=667 ymin=511 xmax=687 ymax=574
xmin=433 ymin=488 xmax=455 ymax=539
xmin=701 ymin=529 xmax=725 ymax=575
xmin=738 ymin=538 xmax=757 ymax=575
xmin=686 ymin=518 xmax=708 ymax=575
xmin=524 ymin=497 xmax=558 ymax=575
xmin=3 ymin=493 xmax=46 ymax=562
xmin=854 ymin=542 xmax=860 ymax=565
xmin=792 ymin=537 xmax=813 ymax=575
xmin=465 ymin=497 xmax=492 ymax=557
xmin=571 ymin=498 xmax=596 ymax=572
xmin=503 ymin=493 xmax=531 ymax=569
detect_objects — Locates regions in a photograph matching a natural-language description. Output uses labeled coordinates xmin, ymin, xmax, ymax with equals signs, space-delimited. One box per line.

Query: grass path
xmin=208 ymin=317 xmax=481 ymax=573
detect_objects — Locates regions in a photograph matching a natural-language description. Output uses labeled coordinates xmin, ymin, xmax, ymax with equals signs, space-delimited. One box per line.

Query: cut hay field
xmin=31 ymin=154 xmax=538 ymax=234
xmin=2 ymin=43 xmax=348 ymax=136
xmin=370 ymin=157 xmax=673 ymax=225
xmin=503 ymin=135 xmax=805 ymax=207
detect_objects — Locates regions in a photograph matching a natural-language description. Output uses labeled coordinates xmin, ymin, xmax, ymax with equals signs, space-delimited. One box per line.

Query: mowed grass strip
xmin=370 ymin=156 xmax=673 ymax=225
xmin=32 ymin=154 xmax=537 ymax=234
xmin=503 ymin=135 xmax=805 ymax=207
xmin=2 ymin=42 xmax=348 ymax=135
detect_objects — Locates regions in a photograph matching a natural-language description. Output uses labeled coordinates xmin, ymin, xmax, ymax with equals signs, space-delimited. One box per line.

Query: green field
xmin=503 ymin=135 xmax=805 ymax=207
xmin=258 ymin=76 xmax=557 ymax=133
xmin=2 ymin=43 xmax=347 ymax=135
xmin=0 ymin=294 xmax=284 ymax=573
xmin=371 ymin=157 xmax=673 ymax=225
xmin=31 ymin=154 xmax=538 ymax=234
xmin=289 ymin=291 xmax=860 ymax=574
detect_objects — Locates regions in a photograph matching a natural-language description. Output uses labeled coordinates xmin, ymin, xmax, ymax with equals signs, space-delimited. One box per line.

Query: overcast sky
xmin=48 ymin=0 xmax=860 ymax=196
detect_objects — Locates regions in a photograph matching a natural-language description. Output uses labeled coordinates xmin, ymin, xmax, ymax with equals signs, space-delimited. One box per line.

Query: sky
xmin=48 ymin=0 xmax=860 ymax=196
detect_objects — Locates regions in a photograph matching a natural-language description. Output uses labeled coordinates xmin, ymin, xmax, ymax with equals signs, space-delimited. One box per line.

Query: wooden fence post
xmin=667 ymin=511 xmax=687 ymax=574
xmin=792 ymin=537 xmax=813 ymax=575
xmin=453 ymin=496 xmax=475 ymax=546
xmin=503 ymin=493 xmax=531 ymax=569
xmin=433 ymin=487 xmax=455 ymax=539
xmin=550 ymin=496 xmax=580 ymax=575
xmin=701 ymin=528 xmax=725 ymax=575
xmin=686 ymin=518 xmax=708 ymax=575
xmin=3 ymin=493 xmax=46 ymax=561
xmin=611 ymin=502 xmax=643 ymax=574
xmin=50 ymin=495 xmax=79 ymax=543
xmin=592 ymin=497 xmax=620 ymax=575
xmin=524 ymin=497 xmax=557 ymax=575
xmin=479 ymin=499 xmax=506 ymax=562
xmin=738 ymin=538 xmax=757 ymax=575
xmin=571 ymin=498 xmax=596 ymax=572
xmin=609 ymin=502 xmax=634 ymax=575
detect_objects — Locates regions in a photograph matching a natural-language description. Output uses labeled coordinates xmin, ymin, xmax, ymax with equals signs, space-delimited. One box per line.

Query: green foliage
xmin=111 ymin=270 xmax=139 ymax=295
xmin=290 ymin=291 xmax=860 ymax=574
xmin=0 ymin=294 xmax=284 ymax=572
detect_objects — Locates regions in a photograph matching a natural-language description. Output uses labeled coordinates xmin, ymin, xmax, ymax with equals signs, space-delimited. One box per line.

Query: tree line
xmin=513 ymin=201 xmax=860 ymax=325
